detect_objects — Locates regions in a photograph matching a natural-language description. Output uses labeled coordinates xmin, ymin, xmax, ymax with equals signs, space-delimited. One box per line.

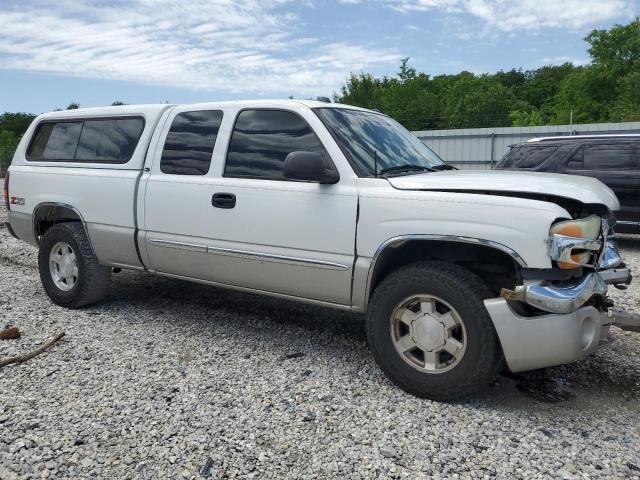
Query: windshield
xmin=314 ymin=108 xmax=446 ymax=177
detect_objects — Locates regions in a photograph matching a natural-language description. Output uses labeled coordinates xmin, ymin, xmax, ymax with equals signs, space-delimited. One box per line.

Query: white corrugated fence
xmin=414 ymin=121 xmax=640 ymax=170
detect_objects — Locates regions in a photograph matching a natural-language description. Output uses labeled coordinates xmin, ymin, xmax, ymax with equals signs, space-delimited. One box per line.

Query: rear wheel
xmin=38 ymin=223 xmax=111 ymax=308
xmin=367 ymin=261 xmax=501 ymax=400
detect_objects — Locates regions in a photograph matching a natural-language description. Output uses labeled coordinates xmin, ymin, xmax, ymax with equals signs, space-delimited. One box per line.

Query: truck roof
xmin=38 ymin=100 xmax=375 ymax=120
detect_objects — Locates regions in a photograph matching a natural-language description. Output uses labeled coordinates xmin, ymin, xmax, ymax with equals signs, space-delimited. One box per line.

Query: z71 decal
xmin=10 ymin=197 xmax=25 ymax=206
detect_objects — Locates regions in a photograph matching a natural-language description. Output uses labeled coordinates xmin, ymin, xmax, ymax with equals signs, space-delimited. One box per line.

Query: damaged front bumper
xmin=487 ymin=239 xmax=635 ymax=372
xmin=484 ymin=298 xmax=612 ymax=372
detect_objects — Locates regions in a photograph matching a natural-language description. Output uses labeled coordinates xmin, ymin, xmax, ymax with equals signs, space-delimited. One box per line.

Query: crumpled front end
xmin=485 ymin=216 xmax=635 ymax=372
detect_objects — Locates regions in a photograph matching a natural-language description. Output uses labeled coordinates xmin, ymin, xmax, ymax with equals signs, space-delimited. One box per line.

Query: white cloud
xmin=464 ymin=0 xmax=635 ymax=31
xmin=0 ymin=0 xmax=399 ymax=96
xmin=378 ymin=0 xmax=635 ymax=31
xmin=0 ymin=0 xmax=635 ymax=97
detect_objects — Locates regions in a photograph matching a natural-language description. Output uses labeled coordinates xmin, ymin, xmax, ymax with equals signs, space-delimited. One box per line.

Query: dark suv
xmin=496 ymin=135 xmax=640 ymax=233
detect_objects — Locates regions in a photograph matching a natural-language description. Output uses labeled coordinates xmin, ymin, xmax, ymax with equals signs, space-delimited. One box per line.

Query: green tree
xmin=338 ymin=72 xmax=388 ymax=110
xmin=495 ymin=68 xmax=527 ymax=90
xmin=0 ymin=112 xmax=37 ymax=136
xmin=441 ymin=73 xmax=517 ymax=128
xmin=111 ymin=101 xmax=126 ymax=106
xmin=509 ymin=109 xmax=544 ymax=126
xmin=609 ymin=71 xmax=640 ymax=121
xmin=335 ymin=19 xmax=640 ymax=130
xmin=66 ymin=102 xmax=80 ymax=110
xmin=397 ymin=57 xmax=417 ymax=83
xmin=586 ymin=18 xmax=640 ymax=76
xmin=520 ymin=64 xmax=576 ymax=114
xmin=0 ymin=130 xmax=20 ymax=174
xmin=551 ymin=65 xmax=617 ymax=124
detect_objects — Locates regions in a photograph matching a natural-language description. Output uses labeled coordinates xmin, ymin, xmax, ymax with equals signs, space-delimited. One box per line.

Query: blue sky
xmin=1 ymin=0 xmax=638 ymax=114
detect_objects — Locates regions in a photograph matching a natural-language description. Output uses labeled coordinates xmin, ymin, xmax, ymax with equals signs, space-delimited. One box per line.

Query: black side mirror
xmin=284 ymin=151 xmax=339 ymax=184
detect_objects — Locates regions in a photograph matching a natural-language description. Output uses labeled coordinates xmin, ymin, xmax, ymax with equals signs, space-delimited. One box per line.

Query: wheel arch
xmin=32 ymin=202 xmax=95 ymax=253
xmin=364 ymin=235 xmax=527 ymax=309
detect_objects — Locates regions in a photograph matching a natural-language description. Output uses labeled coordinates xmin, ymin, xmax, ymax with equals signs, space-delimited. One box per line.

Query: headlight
xmin=549 ymin=215 xmax=602 ymax=269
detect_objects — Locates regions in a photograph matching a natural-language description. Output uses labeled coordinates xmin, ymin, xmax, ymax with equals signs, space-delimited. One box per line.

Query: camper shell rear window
xmin=27 ymin=116 xmax=145 ymax=163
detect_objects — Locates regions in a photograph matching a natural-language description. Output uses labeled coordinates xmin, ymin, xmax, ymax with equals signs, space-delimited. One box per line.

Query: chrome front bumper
xmin=501 ymin=240 xmax=631 ymax=315
xmin=501 ymin=273 xmax=608 ymax=314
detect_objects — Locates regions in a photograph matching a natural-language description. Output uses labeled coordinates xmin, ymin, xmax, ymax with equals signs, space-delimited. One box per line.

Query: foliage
xmin=336 ymin=18 xmax=640 ymax=129
xmin=610 ymin=71 xmax=640 ymax=121
xmin=0 ymin=113 xmax=36 ymax=174
xmin=0 ymin=112 xmax=37 ymax=136
xmin=509 ymin=109 xmax=544 ymax=127
xmin=586 ymin=18 xmax=640 ymax=76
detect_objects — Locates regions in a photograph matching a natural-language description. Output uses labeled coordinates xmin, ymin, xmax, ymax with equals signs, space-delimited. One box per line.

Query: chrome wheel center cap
xmin=411 ymin=315 xmax=446 ymax=351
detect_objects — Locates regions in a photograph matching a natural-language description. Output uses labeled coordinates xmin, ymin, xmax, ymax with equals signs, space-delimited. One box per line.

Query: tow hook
xmin=611 ymin=309 xmax=640 ymax=333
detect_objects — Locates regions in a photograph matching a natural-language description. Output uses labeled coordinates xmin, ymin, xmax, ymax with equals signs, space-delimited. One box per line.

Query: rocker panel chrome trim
xmin=148 ymin=238 xmax=207 ymax=253
xmin=206 ymin=246 xmax=350 ymax=270
xmin=148 ymin=238 xmax=350 ymax=271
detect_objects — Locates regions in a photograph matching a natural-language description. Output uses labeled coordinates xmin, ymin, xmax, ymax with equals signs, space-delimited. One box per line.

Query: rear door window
xmin=160 ymin=110 xmax=224 ymax=175
xmin=498 ymin=145 xmax=557 ymax=169
xmin=27 ymin=117 xmax=144 ymax=163
xmin=566 ymin=143 xmax=634 ymax=171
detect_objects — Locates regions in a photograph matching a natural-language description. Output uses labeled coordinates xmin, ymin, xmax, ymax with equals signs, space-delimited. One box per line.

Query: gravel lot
xmin=1 ymin=202 xmax=640 ymax=479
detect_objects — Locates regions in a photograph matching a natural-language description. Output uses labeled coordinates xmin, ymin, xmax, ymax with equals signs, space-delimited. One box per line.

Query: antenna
xmin=374 ymin=150 xmax=378 ymax=178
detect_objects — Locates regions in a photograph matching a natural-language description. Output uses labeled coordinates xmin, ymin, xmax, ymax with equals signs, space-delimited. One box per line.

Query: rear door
xmin=562 ymin=142 xmax=640 ymax=224
xmin=140 ymin=106 xmax=226 ymax=281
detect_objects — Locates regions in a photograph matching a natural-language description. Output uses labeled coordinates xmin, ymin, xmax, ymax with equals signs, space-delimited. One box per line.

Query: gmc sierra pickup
xmin=3 ymin=100 xmax=636 ymax=400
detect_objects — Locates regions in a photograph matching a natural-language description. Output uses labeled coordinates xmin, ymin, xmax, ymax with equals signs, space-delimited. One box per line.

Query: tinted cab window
xmin=224 ymin=109 xmax=328 ymax=180
xmin=160 ymin=110 xmax=223 ymax=175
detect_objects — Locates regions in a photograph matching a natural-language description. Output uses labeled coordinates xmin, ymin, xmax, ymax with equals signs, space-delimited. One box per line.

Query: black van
xmin=496 ymin=135 xmax=640 ymax=233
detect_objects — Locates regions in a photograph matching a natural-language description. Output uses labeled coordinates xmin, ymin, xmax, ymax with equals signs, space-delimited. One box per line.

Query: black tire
xmin=38 ymin=222 xmax=111 ymax=308
xmin=367 ymin=261 xmax=501 ymax=401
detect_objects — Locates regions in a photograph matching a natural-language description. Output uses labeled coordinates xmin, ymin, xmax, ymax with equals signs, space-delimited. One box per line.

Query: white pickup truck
xmin=3 ymin=100 xmax=635 ymax=400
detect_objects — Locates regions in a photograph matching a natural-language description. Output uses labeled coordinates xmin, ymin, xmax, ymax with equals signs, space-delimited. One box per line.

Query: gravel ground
xmin=1 ymin=202 xmax=639 ymax=479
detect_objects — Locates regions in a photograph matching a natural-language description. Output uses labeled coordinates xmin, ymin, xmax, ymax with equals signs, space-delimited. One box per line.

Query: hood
xmin=387 ymin=170 xmax=620 ymax=211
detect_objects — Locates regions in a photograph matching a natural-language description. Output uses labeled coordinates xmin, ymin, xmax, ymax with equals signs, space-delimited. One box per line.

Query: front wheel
xmin=367 ymin=261 xmax=502 ymax=401
xmin=38 ymin=222 xmax=111 ymax=308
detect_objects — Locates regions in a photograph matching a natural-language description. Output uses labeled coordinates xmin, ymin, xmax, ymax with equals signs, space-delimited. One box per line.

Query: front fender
xmin=357 ymin=186 xmax=570 ymax=269
xmin=350 ymin=184 xmax=571 ymax=311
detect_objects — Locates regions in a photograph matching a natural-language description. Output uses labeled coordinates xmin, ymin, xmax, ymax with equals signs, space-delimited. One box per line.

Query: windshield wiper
xmin=379 ymin=164 xmax=436 ymax=176
xmin=431 ymin=164 xmax=458 ymax=170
